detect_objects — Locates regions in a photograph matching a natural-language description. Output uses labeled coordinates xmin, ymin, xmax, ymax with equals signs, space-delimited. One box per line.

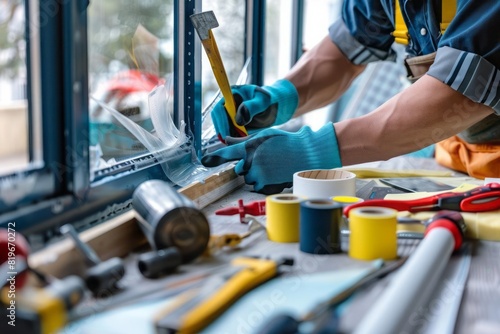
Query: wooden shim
xmin=181 ymin=167 xmax=244 ymax=208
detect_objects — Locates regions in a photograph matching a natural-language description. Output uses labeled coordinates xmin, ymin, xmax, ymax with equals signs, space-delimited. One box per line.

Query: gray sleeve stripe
xmin=350 ymin=48 xmax=368 ymax=63
xmin=428 ymin=46 xmax=500 ymax=115
xmin=457 ymin=55 xmax=480 ymax=93
xmin=449 ymin=54 xmax=474 ymax=91
xmin=444 ymin=52 xmax=466 ymax=85
xmin=352 ymin=50 xmax=372 ymax=64
xmin=479 ymin=70 xmax=496 ymax=104
xmin=489 ymin=85 xmax=500 ymax=111
xmin=482 ymin=71 xmax=500 ymax=107
xmin=329 ymin=20 xmax=395 ymax=65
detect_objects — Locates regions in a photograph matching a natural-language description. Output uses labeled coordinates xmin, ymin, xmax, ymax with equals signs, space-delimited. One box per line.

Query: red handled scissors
xmin=344 ymin=183 xmax=500 ymax=217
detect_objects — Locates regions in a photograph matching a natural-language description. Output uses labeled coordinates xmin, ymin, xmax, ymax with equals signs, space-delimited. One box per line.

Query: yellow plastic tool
xmin=338 ymin=167 xmax=453 ymax=178
xmin=154 ymin=257 xmax=291 ymax=333
xmin=190 ymin=11 xmax=247 ymax=138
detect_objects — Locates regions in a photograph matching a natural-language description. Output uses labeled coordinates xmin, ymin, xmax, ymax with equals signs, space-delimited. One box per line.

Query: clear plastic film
xmin=91 ymin=81 xmax=224 ymax=187
xmin=90 ymin=48 xmax=252 ymax=186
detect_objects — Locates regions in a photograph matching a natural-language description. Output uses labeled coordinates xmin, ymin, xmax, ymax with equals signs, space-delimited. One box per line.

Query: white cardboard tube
xmin=293 ymin=169 xmax=356 ymax=199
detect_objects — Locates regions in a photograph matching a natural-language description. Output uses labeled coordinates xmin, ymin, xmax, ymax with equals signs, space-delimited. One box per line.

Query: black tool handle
xmin=138 ymin=248 xmax=183 ymax=279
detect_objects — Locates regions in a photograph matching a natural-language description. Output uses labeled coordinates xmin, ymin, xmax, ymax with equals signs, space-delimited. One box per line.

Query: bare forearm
xmin=285 ymin=36 xmax=365 ymax=116
xmin=335 ymin=75 xmax=495 ymax=165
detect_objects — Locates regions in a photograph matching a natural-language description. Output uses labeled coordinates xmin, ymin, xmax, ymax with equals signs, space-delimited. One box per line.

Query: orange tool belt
xmin=435 ymin=137 xmax=500 ymax=179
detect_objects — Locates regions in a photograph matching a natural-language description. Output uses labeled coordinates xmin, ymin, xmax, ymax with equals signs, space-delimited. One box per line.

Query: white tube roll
xmin=354 ymin=227 xmax=455 ymax=334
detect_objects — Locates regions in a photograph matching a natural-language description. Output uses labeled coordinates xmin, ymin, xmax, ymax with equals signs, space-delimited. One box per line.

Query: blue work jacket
xmin=329 ymin=0 xmax=500 ymax=142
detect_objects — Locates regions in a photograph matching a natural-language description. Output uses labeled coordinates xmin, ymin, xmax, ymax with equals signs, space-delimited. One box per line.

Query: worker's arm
xmin=285 ymin=36 xmax=365 ymax=116
xmin=335 ymin=74 xmax=495 ymax=165
xmin=209 ymin=36 xmax=365 ymax=140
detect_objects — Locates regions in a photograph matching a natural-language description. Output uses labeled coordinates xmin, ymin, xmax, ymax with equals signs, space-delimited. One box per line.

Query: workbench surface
xmin=199 ymin=157 xmax=500 ymax=334
xmin=65 ymin=157 xmax=500 ymax=333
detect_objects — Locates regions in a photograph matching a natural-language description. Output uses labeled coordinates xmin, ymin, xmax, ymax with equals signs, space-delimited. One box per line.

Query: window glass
xmin=200 ymin=0 xmax=245 ymax=109
xmin=264 ymin=0 xmax=293 ymax=85
xmin=299 ymin=0 xmax=343 ymax=130
xmin=0 ymin=1 xmax=30 ymax=175
xmin=303 ymin=0 xmax=342 ymax=51
xmin=87 ymin=1 xmax=174 ymax=172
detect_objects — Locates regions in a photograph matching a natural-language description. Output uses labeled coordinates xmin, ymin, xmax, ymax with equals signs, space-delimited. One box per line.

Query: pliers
xmin=344 ymin=183 xmax=500 ymax=217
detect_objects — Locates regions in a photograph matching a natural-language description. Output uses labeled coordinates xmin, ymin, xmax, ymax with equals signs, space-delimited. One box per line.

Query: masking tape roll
xmin=293 ymin=169 xmax=356 ymax=199
xmin=349 ymin=207 xmax=398 ymax=261
xmin=299 ymin=199 xmax=343 ymax=254
xmin=266 ymin=194 xmax=303 ymax=243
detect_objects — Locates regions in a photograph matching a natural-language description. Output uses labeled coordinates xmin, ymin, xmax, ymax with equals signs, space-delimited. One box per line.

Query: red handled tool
xmin=1 ymin=228 xmax=30 ymax=289
xmin=215 ymin=199 xmax=266 ymax=223
xmin=344 ymin=183 xmax=500 ymax=217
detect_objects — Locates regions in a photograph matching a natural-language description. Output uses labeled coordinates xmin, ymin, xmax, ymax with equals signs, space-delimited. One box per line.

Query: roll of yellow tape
xmin=332 ymin=196 xmax=364 ymax=205
xmin=266 ymin=194 xmax=303 ymax=243
xmin=349 ymin=207 xmax=398 ymax=260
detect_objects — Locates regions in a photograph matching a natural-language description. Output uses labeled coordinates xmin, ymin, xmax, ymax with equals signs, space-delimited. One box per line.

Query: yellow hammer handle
xmin=201 ymin=31 xmax=247 ymax=136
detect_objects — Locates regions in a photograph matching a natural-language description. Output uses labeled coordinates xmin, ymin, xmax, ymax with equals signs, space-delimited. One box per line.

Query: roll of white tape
xmin=293 ymin=169 xmax=356 ymax=199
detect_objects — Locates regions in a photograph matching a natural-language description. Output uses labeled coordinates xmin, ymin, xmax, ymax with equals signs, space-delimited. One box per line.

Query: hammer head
xmin=190 ymin=10 xmax=219 ymax=40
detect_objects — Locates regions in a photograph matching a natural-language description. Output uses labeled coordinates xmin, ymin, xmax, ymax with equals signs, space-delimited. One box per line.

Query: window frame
xmin=0 ymin=0 xmax=65 ymax=218
xmin=0 ymin=0 xmax=196 ymax=243
xmin=0 ymin=0 xmax=304 ymax=248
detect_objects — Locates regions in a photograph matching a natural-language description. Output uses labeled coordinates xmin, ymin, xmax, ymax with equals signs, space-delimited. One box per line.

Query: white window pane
xmin=88 ymin=1 xmax=174 ymax=167
xmin=0 ymin=1 xmax=30 ymax=175
xmin=200 ymin=1 xmax=245 ymax=110
xmin=264 ymin=0 xmax=293 ymax=85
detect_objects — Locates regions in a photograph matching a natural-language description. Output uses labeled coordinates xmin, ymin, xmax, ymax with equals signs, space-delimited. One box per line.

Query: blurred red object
xmin=1 ymin=228 xmax=30 ymax=289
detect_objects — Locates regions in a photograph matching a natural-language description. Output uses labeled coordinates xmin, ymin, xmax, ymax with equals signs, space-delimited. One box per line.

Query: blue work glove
xmin=201 ymin=123 xmax=342 ymax=194
xmin=211 ymin=79 xmax=299 ymax=140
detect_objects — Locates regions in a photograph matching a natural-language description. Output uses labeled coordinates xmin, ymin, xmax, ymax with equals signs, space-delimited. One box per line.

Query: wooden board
xmin=28 ymin=167 xmax=243 ymax=278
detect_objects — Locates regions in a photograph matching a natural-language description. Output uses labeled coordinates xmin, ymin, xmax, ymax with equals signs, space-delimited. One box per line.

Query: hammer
xmin=61 ymin=224 xmax=125 ymax=297
xmin=190 ymin=10 xmax=248 ymax=139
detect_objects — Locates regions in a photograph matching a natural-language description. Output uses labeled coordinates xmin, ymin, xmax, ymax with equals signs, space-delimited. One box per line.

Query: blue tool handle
xmin=310 ymin=308 xmax=340 ymax=334
xmin=257 ymin=314 xmax=300 ymax=334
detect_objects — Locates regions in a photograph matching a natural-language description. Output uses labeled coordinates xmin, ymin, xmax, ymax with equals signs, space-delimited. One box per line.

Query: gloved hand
xmin=211 ymin=79 xmax=299 ymax=140
xmin=201 ymin=123 xmax=342 ymax=194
